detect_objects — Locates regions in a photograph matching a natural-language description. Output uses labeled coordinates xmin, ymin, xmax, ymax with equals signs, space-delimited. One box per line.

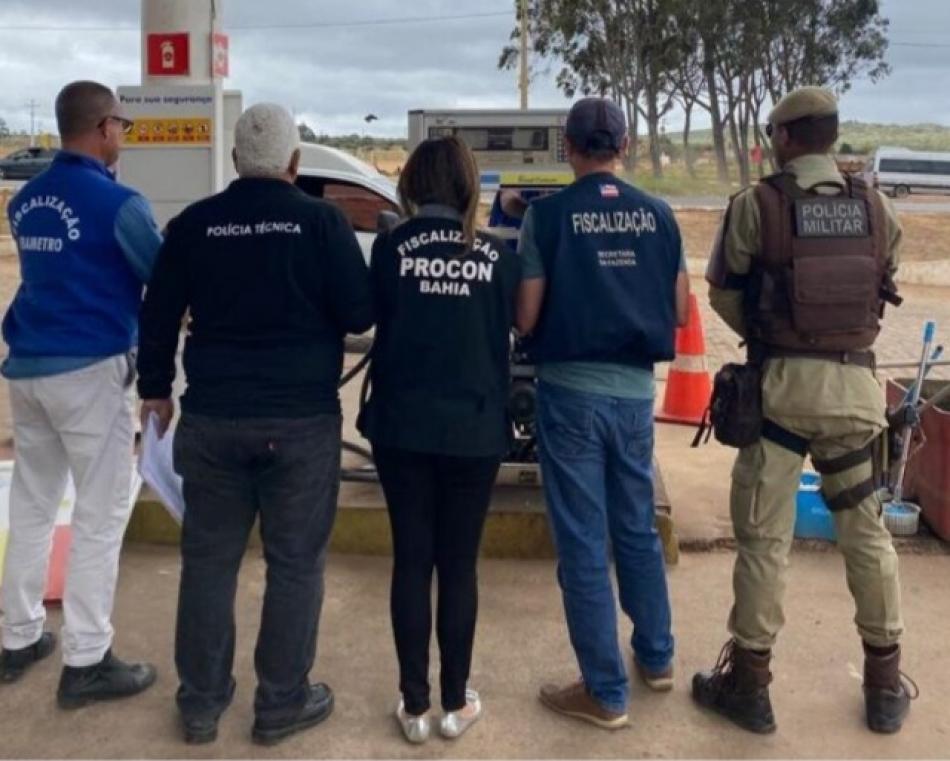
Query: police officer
xmin=695 ymin=87 xmax=914 ymax=735
xmin=517 ymin=97 xmax=689 ymax=729
xmin=137 ymin=103 xmax=373 ymax=745
xmin=1 ymin=81 xmax=160 ymax=704
xmin=357 ymin=136 xmax=521 ymax=743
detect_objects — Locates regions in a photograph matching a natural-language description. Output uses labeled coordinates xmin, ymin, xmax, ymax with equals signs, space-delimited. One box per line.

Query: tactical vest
xmin=524 ymin=173 xmax=679 ymax=367
xmin=748 ymin=172 xmax=890 ymax=354
xmin=357 ymin=215 xmax=522 ymax=458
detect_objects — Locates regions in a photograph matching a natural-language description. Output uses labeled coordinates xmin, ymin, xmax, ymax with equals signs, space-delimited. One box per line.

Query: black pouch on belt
xmin=692 ymin=363 xmax=763 ymax=449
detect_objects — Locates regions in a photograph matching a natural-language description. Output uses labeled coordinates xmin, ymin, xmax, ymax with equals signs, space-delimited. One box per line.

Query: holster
xmin=693 ymin=360 xmax=763 ymax=449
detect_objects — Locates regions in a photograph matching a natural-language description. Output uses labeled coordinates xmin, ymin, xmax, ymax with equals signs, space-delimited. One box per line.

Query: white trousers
xmin=1 ymin=356 xmax=134 ymax=667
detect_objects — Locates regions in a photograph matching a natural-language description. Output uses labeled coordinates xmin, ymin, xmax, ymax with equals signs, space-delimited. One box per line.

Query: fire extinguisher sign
xmin=147 ymin=33 xmax=190 ymax=77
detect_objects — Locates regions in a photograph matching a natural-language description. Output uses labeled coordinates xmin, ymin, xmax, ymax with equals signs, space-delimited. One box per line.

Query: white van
xmin=865 ymin=147 xmax=950 ymax=198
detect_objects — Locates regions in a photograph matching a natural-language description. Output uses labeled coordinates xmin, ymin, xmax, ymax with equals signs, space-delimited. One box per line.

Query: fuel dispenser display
xmin=408 ymin=109 xmax=570 ymax=192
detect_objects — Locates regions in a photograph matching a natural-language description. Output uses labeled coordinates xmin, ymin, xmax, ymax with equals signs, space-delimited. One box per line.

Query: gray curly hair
xmin=233 ymin=102 xmax=300 ymax=178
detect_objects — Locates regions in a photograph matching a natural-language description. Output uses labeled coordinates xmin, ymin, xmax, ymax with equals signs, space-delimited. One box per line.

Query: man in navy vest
xmin=0 ymin=81 xmax=160 ymax=706
xmin=517 ymin=97 xmax=689 ymax=729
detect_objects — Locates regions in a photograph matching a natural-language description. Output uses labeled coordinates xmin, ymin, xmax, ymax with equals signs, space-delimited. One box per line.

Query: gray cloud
xmin=0 ymin=0 xmax=947 ymax=138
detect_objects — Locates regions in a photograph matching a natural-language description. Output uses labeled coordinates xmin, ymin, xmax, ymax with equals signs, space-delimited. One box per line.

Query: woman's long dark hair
xmin=397 ymin=136 xmax=480 ymax=249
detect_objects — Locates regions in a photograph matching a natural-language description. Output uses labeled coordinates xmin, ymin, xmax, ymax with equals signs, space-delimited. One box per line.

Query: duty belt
xmin=765 ymin=349 xmax=876 ymax=370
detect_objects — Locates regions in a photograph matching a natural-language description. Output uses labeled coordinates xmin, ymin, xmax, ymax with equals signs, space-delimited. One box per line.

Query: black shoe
xmin=0 ymin=632 xmax=57 ymax=684
xmin=183 ymin=715 xmax=219 ymax=745
xmin=864 ymin=643 xmax=918 ymax=734
xmin=252 ymin=683 xmax=334 ymax=746
xmin=692 ymin=639 xmax=777 ymax=734
xmin=57 ymin=649 xmax=157 ymax=709
xmin=180 ymin=677 xmax=236 ymax=744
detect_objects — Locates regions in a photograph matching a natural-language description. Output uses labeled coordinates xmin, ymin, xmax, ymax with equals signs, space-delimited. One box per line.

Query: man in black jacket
xmin=137 ymin=103 xmax=373 ymax=746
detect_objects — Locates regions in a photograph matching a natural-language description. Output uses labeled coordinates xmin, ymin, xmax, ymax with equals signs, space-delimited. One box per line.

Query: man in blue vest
xmin=0 ymin=81 xmax=161 ymax=706
xmin=517 ymin=97 xmax=689 ymax=729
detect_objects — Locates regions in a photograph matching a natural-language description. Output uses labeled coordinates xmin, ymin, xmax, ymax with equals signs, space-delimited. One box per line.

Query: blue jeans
xmin=537 ymin=381 xmax=674 ymax=712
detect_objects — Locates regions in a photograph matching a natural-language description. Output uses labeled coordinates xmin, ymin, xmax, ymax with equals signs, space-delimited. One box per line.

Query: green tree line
xmin=500 ymin=0 xmax=891 ymax=184
xmin=297 ymin=123 xmax=405 ymax=151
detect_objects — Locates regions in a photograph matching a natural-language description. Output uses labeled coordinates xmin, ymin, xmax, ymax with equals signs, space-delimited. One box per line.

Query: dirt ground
xmin=0 ymin=546 xmax=948 ymax=759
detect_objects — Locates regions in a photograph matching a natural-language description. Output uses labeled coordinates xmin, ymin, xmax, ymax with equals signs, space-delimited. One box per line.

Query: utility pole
xmin=26 ymin=99 xmax=38 ymax=147
xmin=519 ymin=0 xmax=529 ymax=110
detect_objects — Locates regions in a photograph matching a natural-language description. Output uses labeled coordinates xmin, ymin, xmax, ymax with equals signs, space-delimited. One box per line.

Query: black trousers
xmin=373 ymin=445 xmax=500 ymax=715
xmin=173 ymin=413 xmax=341 ymax=723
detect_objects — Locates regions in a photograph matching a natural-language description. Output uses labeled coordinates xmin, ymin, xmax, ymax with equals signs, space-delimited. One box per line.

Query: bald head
xmin=55 ymin=81 xmax=117 ymax=140
xmin=233 ymin=103 xmax=300 ymax=180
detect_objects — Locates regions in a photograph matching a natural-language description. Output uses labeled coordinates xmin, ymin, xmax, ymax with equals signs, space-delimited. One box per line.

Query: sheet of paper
xmin=139 ymin=414 xmax=185 ymax=525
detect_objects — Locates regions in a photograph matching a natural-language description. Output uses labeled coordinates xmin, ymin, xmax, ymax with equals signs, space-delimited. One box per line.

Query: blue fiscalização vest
xmin=3 ymin=152 xmax=144 ymax=359
xmin=524 ymin=172 xmax=680 ymax=368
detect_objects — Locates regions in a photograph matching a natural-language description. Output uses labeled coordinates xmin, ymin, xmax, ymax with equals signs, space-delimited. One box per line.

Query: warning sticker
xmin=126 ymin=117 xmax=212 ymax=146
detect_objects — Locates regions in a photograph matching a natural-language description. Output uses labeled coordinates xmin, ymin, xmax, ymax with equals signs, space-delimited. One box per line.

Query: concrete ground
xmin=1 ymin=546 xmax=948 ymax=758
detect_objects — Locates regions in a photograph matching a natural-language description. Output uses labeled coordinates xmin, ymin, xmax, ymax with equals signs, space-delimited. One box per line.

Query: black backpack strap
xmin=812 ymin=444 xmax=874 ymax=476
xmin=761 ymin=418 xmax=809 ymax=457
xmin=763 ymin=171 xmax=809 ymax=200
xmin=691 ymin=406 xmax=714 ymax=448
xmin=822 ymin=478 xmax=877 ymax=512
xmin=806 ymin=180 xmax=847 ymax=196
xmin=813 ymin=442 xmax=877 ymax=512
xmin=848 ymin=173 xmax=870 ymax=201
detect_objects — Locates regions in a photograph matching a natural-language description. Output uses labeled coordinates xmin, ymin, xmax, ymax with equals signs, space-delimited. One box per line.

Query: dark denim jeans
xmin=172 ymin=412 xmax=341 ymax=723
xmin=536 ymin=381 xmax=674 ymax=713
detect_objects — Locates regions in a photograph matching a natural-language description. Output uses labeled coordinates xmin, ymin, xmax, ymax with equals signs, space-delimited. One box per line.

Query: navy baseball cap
xmin=565 ymin=97 xmax=626 ymax=151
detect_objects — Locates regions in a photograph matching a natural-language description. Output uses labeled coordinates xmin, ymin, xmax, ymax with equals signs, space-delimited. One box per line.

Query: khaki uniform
xmin=709 ymin=153 xmax=904 ymax=650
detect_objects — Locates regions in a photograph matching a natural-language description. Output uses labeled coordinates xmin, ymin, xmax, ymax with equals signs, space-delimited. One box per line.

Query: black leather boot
xmin=252 ymin=683 xmax=334 ymax=745
xmin=0 ymin=632 xmax=56 ymax=684
xmin=692 ymin=639 xmax=776 ymax=734
xmin=181 ymin=679 xmax=237 ymax=745
xmin=57 ymin=649 xmax=157 ymax=709
xmin=864 ymin=643 xmax=917 ymax=734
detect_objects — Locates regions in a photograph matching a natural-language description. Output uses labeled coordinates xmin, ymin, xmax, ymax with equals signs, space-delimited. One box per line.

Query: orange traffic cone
xmin=656 ymin=293 xmax=712 ymax=425
xmin=44 ymin=524 xmax=73 ymax=602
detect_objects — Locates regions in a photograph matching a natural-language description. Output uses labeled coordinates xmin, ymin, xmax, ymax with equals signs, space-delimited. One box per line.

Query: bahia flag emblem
xmin=600 ymin=184 xmax=620 ymax=198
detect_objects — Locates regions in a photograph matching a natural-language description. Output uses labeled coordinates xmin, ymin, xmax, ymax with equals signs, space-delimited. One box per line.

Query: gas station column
xmin=118 ymin=0 xmax=241 ymax=226
xmin=141 ymin=0 xmax=219 ymax=86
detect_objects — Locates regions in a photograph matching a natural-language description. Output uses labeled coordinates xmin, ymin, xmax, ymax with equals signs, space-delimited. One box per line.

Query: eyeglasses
xmin=99 ymin=115 xmax=135 ymax=135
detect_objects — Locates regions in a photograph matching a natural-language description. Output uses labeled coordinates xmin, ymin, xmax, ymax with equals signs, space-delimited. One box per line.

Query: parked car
xmin=864 ymin=147 xmax=950 ymax=198
xmin=295 ymin=142 xmax=400 ymax=263
xmin=0 ymin=147 xmax=58 ymax=180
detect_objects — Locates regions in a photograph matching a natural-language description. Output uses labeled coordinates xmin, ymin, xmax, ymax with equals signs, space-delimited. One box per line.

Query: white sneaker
xmin=440 ymin=688 xmax=482 ymax=739
xmin=395 ymin=699 xmax=430 ymax=744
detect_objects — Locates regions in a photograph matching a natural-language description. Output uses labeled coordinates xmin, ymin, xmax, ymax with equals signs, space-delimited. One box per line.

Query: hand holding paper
xmin=138 ymin=413 xmax=185 ymax=524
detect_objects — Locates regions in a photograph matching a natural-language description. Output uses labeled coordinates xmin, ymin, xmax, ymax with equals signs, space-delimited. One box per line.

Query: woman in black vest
xmin=358 ymin=137 xmax=521 ymax=743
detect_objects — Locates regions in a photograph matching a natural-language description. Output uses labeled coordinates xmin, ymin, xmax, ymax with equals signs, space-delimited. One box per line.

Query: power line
xmin=1 ymin=13 xmax=946 ymax=50
xmin=233 ymin=10 xmax=512 ymax=30
xmin=891 ymin=42 xmax=950 ymax=48
xmin=0 ymin=10 xmax=513 ymax=32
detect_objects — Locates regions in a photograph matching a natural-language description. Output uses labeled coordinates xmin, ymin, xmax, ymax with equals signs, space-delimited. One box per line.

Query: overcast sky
xmin=1 ymin=0 xmax=948 ymax=138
